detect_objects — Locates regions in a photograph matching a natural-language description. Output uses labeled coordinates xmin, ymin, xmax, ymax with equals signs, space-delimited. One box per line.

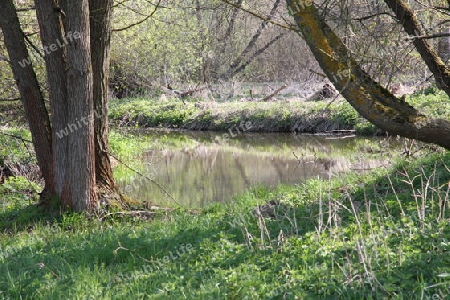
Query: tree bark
xmin=2 ymin=0 xmax=120 ymax=212
xmin=60 ymin=0 xmax=97 ymax=211
xmin=286 ymin=0 xmax=450 ymax=150
xmin=89 ymin=0 xmax=116 ymax=194
xmin=35 ymin=0 xmax=68 ymax=201
xmin=0 ymin=0 xmax=55 ymax=199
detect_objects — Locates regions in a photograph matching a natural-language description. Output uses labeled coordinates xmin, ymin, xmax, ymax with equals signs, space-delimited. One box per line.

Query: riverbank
xmin=108 ymin=96 xmax=378 ymax=135
xmin=107 ymin=90 xmax=450 ymax=135
xmin=1 ymin=130 xmax=449 ymax=298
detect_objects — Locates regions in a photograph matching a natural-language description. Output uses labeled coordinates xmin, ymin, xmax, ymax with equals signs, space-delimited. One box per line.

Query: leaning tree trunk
xmin=383 ymin=0 xmax=450 ymax=96
xmin=89 ymin=0 xmax=117 ymax=196
xmin=0 ymin=0 xmax=55 ymax=199
xmin=286 ymin=0 xmax=450 ymax=150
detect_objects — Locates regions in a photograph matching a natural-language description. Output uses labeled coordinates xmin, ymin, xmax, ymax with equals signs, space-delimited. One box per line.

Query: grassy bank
xmin=1 ymin=143 xmax=449 ymax=298
xmin=108 ymin=90 xmax=450 ymax=135
xmin=108 ymin=96 xmax=377 ymax=135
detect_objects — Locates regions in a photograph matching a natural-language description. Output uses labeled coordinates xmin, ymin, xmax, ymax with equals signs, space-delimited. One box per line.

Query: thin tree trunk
xmin=286 ymin=0 xmax=450 ymax=150
xmin=221 ymin=0 xmax=243 ymax=51
xmin=0 ymin=0 xmax=55 ymax=199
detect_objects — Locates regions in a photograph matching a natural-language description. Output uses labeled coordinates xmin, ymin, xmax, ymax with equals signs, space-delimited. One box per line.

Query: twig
xmin=0 ymin=131 xmax=32 ymax=143
xmin=353 ymin=12 xmax=396 ymax=22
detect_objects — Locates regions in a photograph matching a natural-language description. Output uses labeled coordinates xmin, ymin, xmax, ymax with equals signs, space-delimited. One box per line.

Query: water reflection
xmin=116 ymin=131 xmax=395 ymax=207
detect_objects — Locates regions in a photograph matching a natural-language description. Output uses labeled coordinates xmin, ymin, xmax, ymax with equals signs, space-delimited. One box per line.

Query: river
xmin=115 ymin=130 xmax=399 ymax=207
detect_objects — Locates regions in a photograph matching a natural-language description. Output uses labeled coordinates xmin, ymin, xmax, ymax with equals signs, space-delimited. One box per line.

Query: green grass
xmin=1 ymin=146 xmax=449 ymax=298
xmin=108 ymin=91 xmax=450 ymax=135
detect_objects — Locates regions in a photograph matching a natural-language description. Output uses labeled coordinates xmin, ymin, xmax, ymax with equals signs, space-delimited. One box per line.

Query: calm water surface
xmin=116 ymin=131 xmax=397 ymax=207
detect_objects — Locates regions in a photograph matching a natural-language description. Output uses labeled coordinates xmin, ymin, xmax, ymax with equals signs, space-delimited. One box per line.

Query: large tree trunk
xmin=58 ymin=0 xmax=97 ymax=211
xmin=2 ymin=0 xmax=120 ymax=212
xmin=89 ymin=0 xmax=116 ymax=195
xmin=0 ymin=0 xmax=56 ymax=199
xmin=286 ymin=0 xmax=450 ymax=150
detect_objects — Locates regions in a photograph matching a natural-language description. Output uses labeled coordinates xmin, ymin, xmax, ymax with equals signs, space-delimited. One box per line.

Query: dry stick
xmin=108 ymin=151 xmax=182 ymax=208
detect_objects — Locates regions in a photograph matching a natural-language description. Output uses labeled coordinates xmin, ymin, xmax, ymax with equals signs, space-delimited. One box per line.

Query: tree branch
xmin=0 ymin=97 xmax=21 ymax=101
xmin=406 ymin=32 xmax=450 ymax=40
xmin=230 ymin=32 xmax=285 ymax=77
xmin=286 ymin=0 xmax=450 ymax=150
xmin=112 ymin=0 xmax=162 ymax=32
xmin=353 ymin=12 xmax=396 ymax=22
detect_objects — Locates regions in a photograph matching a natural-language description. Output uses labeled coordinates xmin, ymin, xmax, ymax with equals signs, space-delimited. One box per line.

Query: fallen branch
xmin=261 ymin=84 xmax=287 ymax=101
xmin=167 ymin=84 xmax=209 ymax=101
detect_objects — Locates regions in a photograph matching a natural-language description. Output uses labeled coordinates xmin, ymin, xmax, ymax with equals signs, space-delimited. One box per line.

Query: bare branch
xmin=230 ymin=33 xmax=285 ymax=77
xmin=23 ymin=32 xmax=44 ymax=58
xmin=261 ymin=84 xmax=287 ymax=101
xmin=112 ymin=0 xmax=162 ymax=32
xmin=353 ymin=12 xmax=396 ymax=22
xmin=406 ymin=32 xmax=450 ymax=40
xmin=0 ymin=97 xmax=21 ymax=102
xmin=220 ymin=0 xmax=293 ymax=30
